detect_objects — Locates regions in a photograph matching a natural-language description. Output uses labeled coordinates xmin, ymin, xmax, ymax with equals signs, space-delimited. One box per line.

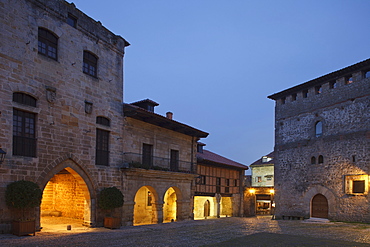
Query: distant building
xmin=268 ymin=58 xmax=370 ymax=222
xmin=244 ymin=152 xmax=274 ymax=216
xmin=194 ymin=143 xmax=248 ymax=219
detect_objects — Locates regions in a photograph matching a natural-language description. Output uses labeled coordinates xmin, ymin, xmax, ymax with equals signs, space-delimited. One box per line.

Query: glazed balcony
xmin=122 ymin=152 xmax=195 ymax=173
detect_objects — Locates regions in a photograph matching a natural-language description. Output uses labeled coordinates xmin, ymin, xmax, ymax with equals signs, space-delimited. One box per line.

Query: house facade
xmin=194 ymin=143 xmax=248 ymax=219
xmin=245 ymin=152 xmax=274 ymax=215
xmin=122 ymin=100 xmax=208 ymax=225
xmin=268 ymin=59 xmax=370 ymax=222
xmin=0 ymin=0 xmax=209 ymax=232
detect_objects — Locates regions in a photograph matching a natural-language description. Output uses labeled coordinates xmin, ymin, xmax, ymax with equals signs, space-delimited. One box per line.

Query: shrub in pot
xmin=98 ymin=186 xmax=124 ymax=229
xmin=5 ymin=180 xmax=42 ymax=236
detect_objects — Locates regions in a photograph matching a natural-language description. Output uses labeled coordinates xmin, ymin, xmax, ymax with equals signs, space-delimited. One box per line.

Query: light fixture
xmin=249 ymin=188 xmax=256 ymax=194
xmin=0 ymin=148 xmax=6 ymax=164
xmin=270 ymin=189 xmax=275 ymax=194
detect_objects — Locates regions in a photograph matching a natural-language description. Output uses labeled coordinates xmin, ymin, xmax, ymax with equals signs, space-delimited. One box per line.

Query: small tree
xmin=98 ymin=187 xmax=124 ymax=215
xmin=5 ymin=180 xmax=42 ymax=220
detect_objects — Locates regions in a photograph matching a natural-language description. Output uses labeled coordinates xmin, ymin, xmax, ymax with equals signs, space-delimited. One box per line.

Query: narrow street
xmin=1 ymin=216 xmax=370 ymax=246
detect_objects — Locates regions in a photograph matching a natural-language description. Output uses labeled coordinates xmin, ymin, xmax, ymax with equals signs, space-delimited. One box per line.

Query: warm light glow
xmin=249 ymin=189 xmax=256 ymax=194
xmin=270 ymin=189 xmax=275 ymax=194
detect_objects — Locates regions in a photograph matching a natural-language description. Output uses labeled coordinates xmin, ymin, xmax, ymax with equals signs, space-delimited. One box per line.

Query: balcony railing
xmin=122 ymin=152 xmax=195 ymax=173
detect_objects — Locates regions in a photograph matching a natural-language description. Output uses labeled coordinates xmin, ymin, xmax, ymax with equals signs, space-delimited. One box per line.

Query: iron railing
xmin=122 ymin=152 xmax=195 ymax=173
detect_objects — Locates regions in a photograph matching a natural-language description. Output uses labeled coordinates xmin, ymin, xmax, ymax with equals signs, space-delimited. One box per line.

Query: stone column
xmin=152 ymin=202 xmax=163 ymax=224
xmin=216 ymin=193 xmax=221 ymax=218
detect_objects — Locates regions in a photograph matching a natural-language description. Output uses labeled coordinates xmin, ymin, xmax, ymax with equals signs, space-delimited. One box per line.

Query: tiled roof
xmin=250 ymin=151 xmax=274 ymax=166
xmin=123 ymin=103 xmax=209 ymax=138
xmin=197 ymin=150 xmax=248 ymax=170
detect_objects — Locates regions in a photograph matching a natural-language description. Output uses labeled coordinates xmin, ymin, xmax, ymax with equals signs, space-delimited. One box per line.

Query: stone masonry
xmin=268 ymin=59 xmax=370 ymax=222
xmin=0 ymin=0 xmax=129 ymax=231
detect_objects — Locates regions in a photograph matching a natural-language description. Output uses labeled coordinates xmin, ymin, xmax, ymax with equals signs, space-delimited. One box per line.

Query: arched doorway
xmin=133 ymin=186 xmax=158 ymax=225
xmin=311 ymin=194 xmax=328 ymax=218
xmin=204 ymin=200 xmax=210 ymax=218
xmin=40 ymin=167 xmax=92 ymax=230
xmin=163 ymin=187 xmax=177 ymax=222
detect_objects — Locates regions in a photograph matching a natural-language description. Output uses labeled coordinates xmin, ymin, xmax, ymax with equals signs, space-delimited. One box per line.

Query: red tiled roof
xmin=197 ymin=150 xmax=248 ymax=170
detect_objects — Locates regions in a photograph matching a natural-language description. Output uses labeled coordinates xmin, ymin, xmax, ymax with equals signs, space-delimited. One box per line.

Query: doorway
xmin=311 ymin=194 xmax=328 ymax=218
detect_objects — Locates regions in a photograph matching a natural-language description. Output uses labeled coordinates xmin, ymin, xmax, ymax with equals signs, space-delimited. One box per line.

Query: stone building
xmin=194 ymin=143 xmax=248 ymax=219
xmin=0 ymin=0 xmax=209 ymax=232
xmin=268 ymin=58 xmax=370 ymax=222
xmin=122 ymin=100 xmax=208 ymax=225
xmin=245 ymin=152 xmax=274 ymax=216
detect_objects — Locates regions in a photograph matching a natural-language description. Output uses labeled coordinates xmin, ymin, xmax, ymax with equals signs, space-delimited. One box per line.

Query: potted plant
xmin=5 ymin=180 xmax=42 ymax=236
xmin=98 ymin=186 xmax=124 ymax=229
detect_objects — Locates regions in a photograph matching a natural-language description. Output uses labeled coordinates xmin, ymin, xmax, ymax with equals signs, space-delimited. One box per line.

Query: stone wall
xmin=0 ymin=0 xmax=128 ymax=230
xmin=271 ymin=61 xmax=370 ymax=222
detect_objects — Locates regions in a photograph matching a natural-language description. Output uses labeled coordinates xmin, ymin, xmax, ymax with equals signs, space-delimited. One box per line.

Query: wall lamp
xmin=0 ymin=148 xmax=6 ymax=164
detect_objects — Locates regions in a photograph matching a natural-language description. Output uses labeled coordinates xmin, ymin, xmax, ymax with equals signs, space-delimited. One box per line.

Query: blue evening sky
xmin=69 ymin=0 xmax=370 ymax=173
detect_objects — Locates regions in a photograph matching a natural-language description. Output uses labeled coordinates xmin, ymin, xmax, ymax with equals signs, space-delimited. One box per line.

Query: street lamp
xmin=0 ymin=148 xmax=6 ymax=164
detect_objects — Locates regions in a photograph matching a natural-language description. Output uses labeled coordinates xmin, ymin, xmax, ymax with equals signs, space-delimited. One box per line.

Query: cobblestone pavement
xmin=1 ymin=216 xmax=370 ymax=246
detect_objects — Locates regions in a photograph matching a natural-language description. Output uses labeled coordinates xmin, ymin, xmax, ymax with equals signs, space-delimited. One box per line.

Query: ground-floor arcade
xmin=193 ymin=194 xmax=236 ymax=220
xmin=121 ymin=168 xmax=195 ymax=226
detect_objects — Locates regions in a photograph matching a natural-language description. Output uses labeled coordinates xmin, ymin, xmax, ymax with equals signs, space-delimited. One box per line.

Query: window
xmin=200 ymin=175 xmax=206 ymax=185
xmin=345 ymin=75 xmax=353 ymax=84
xmin=364 ymin=70 xmax=370 ymax=78
xmin=142 ymin=144 xmax=153 ymax=168
xmin=147 ymin=191 xmax=152 ymax=206
xmin=345 ymin=175 xmax=368 ymax=195
xmin=315 ymin=85 xmax=322 ymax=95
xmin=353 ymin=181 xmax=365 ymax=193
xmin=96 ymin=129 xmax=109 ymax=166
xmin=315 ymin=121 xmax=323 ymax=137
xmin=302 ymin=89 xmax=308 ymax=98
xmin=225 ymin=179 xmax=230 ymax=193
xmin=329 ymin=80 xmax=337 ymax=89
xmin=216 ymin=177 xmax=221 ymax=193
xmin=291 ymin=93 xmax=297 ymax=101
xmin=170 ymin=149 xmax=179 ymax=171
xmin=318 ymin=155 xmax=324 ymax=164
xmin=38 ymin=28 xmax=58 ymax=60
xmin=96 ymin=117 xmax=110 ymax=166
xmin=96 ymin=116 xmax=110 ymax=127
xmin=281 ymin=97 xmax=286 ymax=105
xmin=256 ymin=176 xmax=262 ymax=183
xmin=234 ymin=179 xmax=238 ymax=187
xmin=311 ymin=156 xmax=316 ymax=165
xmin=352 ymin=155 xmax=356 ymax=163
xmin=13 ymin=109 xmax=37 ymax=157
xmin=13 ymin=92 xmax=37 ymax=107
xmin=67 ymin=13 xmax=77 ymax=28
xmin=83 ymin=51 xmax=98 ymax=77
xmin=12 ymin=93 xmax=37 ymax=157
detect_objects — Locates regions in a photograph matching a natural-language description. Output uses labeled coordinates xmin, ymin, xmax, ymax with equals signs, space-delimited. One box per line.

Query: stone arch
xmin=37 ymin=156 xmax=97 ymax=227
xmin=133 ymin=186 xmax=160 ymax=225
xmin=303 ymin=185 xmax=336 ymax=219
xmin=163 ymin=187 xmax=182 ymax=222
xmin=37 ymin=20 xmax=63 ymax=37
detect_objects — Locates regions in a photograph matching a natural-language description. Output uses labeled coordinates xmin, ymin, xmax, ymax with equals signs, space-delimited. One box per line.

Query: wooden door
xmin=204 ymin=200 xmax=210 ymax=218
xmin=311 ymin=194 xmax=328 ymax=218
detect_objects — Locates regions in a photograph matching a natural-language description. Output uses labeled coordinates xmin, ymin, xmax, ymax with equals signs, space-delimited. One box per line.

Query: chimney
xmin=166 ymin=112 xmax=173 ymax=120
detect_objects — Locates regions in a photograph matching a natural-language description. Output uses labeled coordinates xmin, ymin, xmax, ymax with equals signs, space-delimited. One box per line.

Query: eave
xmin=123 ymin=103 xmax=209 ymax=138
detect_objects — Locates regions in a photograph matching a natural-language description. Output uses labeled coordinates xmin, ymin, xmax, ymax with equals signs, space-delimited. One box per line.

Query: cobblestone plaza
xmin=1 ymin=217 xmax=370 ymax=246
